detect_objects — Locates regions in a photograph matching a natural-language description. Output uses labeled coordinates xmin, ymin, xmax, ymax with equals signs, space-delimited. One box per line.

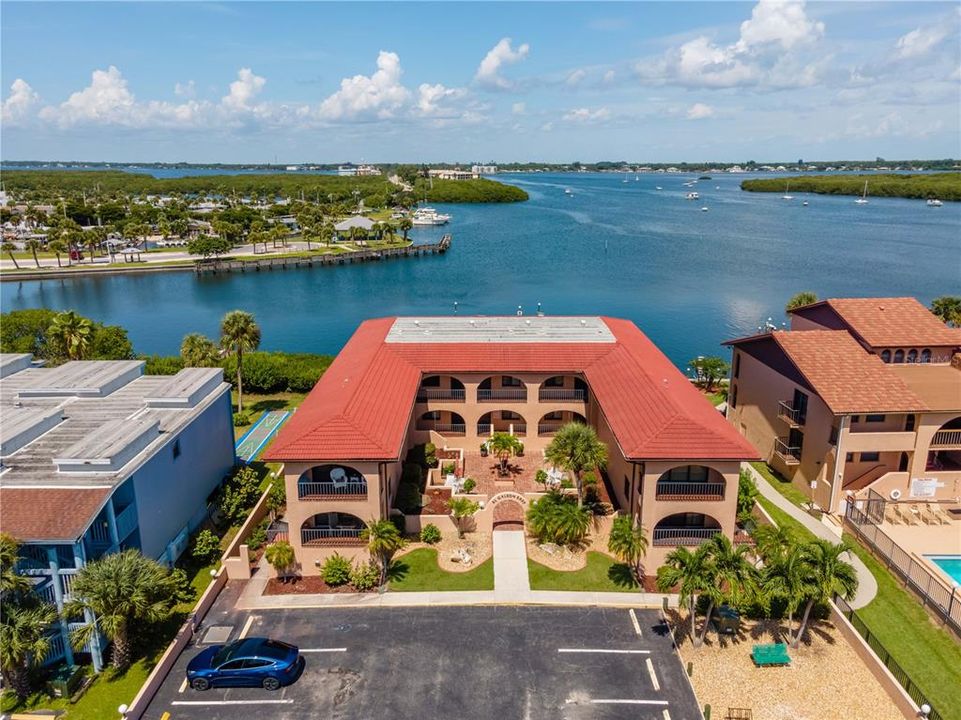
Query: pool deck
xmin=879 ymin=517 xmax=961 ymax=584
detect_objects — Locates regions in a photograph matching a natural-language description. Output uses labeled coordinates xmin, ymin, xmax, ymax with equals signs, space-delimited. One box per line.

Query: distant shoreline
xmin=741 ymin=172 xmax=961 ymax=202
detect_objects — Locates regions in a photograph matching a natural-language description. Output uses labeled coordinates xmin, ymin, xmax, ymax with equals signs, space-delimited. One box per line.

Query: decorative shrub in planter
xmin=462 ymin=477 xmax=476 ymax=494
xmin=516 ymin=442 xmax=525 ymax=457
xmin=480 ymin=443 xmax=488 ymax=457
xmin=441 ymin=462 xmax=456 ymax=476
xmin=534 ymin=469 xmax=548 ymax=485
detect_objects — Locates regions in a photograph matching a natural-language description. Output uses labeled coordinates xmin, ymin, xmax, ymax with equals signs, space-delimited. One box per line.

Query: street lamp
xmin=920 ymin=703 xmax=931 ymax=719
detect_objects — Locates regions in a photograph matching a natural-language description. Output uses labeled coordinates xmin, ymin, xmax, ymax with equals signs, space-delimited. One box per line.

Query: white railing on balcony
xmin=44 ymin=632 xmax=66 ymax=664
xmin=777 ymin=401 xmax=803 ymax=425
xmin=538 ymin=422 xmax=564 ymax=435
xmin=416 ymin=388 xmax=466 ymax=402
xmin=416 ymin=422 xmax=466 ymax=435
xmin=301 ymin=527 xmax=364 ymax=544
xmin=538 ymin=388 xmax=586 ymax=402
xmin=59 ymin=570 xmax=78 ymax=600
xmin=114 ymin=503 xmax=138 ymax=542
xmin=298 ymin=481 xmax=368 ymax=499
xmin=88 ymin=519 xmax=111 ymax=545
xmin=655 ymin=482 xmax=725 ymax=499
xmin=652 ymin=527 xmax=721 ymax=546
xmin=774 ymin=438 xmax=802 ymax=464
xmin=477 ymin=389 xmax=527 ymax=401
xmin=477 ymin=424 xmax=493 ymax=436
xmin=932 ymin=430 xmax=961 ymax=448
xmin=511 ymin=424 xmax=527 ymax=436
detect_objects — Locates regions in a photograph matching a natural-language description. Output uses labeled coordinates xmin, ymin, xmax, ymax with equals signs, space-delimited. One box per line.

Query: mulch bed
xmin=264 ymin=575 xmax=371 ymax=595
xmin=421 ymin=487 xmax=452 ymax=514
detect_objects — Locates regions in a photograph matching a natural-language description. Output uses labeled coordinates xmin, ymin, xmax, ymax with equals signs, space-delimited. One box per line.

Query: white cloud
xmin=566 ymin=69 xmax=586 ymax=86
xmin=475 ymin=37 xmax=530 ymax=89
xmin=222 ymin=68 xmax=266 ymax=111
xmin=174 ymin=80 xmax=196 ymax=98
xmin=603 ymin=70 xmax=616 ymax=84
xmin=317 ymin=51 xmax=410 ymax=120
xmin=540 ymin=121 xmax=554 ymax=132
xmin=40 ymin=66 xmax=137 ymax=127
xmin=415 ymin=82 xmax=466 ymax=118
xmin=1 ymin=79 xmax=40 ymax=125
xmin=562 ymin=106 xmax=610 ymax=123
xmin=512 ymin=102 xmax=526 ymax=115
xmin=686 ymin=102 xmax=715 ymax=120
xmin=895 ymin=24 xmax=950 ymax=60
xmin=735 ymin=0 xmax=824 ymax=52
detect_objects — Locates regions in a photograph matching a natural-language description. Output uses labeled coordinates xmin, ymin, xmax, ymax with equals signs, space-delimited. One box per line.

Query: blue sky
xmin=2 ymin=1 xmax=959 ymax=163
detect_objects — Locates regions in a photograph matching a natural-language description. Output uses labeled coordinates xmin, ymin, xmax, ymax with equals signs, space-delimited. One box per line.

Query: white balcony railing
xmin=301 ymin=527 xmax=364 ymax=545
xmin=652 ymin=527 xmax=721 ymax=546
xmin=477 ymin=389 xmax=527 ymax=402
xmin=416 ymin=422 xmax=466 ymax=435
xmin=655 ymin=482 xmax=725 ymax=500
xmin=777 ymin=401 xmax=803 ymax=426
xmin=416 ymin=388 xmax=466 ymax=402
xmin=538 ymin=422 xmax=564 ymax=436
xmin=932 ymin=430 xmax=961 ymax=448
xmin=298 ymin=482 xmax=368 ymax=499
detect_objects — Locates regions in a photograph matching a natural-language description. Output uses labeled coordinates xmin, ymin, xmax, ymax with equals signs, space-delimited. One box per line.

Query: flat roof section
xmin=0 ymin=354 xmax=34 ymax=378
xmin=0 ymin=406 xmax=65 ymax=458
xmin=145 ymin=368 xmax=224 ymax=408
xmin=54 ymin=414 xmax=161 ymax=473
xmin=386 ymin=316 xmax=616 ymax=344
xmin=15 ymin=360 xmax=144 ymax=399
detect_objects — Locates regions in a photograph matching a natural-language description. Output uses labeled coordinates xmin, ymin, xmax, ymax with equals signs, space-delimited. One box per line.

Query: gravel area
xmin=525 ymin=534 xmax=611 ymax=570
xmin=400 ymin=532 xmax=493 ymax=572
xmin=675 ymin=615 xmax=903 ymax=720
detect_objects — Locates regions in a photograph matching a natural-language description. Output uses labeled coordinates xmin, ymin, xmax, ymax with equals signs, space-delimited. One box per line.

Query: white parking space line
xmin=238 ymin=615 xmax=256 ymax=639
xmin=663 ymin=710 xmax=672 ymax=720
xmin=589 ymin=699 xmax=670 ymax=706
xmin=557 ymin=648 xmax=651 ymax=654
xmin=177 ymin=678 xmax=187 ymax=694
xmin=172 ymin=700 xmax=294 ymax=706
xmin=300 ymin=648 xmax=347 ymax=653
xmin=629 ymin=609 xmax=642 ymax=637
xmin=646 ymin=658 xmax=661 ymax=691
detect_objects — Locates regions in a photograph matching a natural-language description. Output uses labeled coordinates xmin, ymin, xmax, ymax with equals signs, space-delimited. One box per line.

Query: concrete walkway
xmin=747 ymin=464 xmax=878 ymax=609
xmin=493 ymin=530 xmax=530 ymax=599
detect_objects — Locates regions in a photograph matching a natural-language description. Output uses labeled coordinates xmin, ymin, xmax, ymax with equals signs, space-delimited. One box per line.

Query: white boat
xmin=782 ymin=182 xmax=793 ymax=200
xmin=802 ymin=201 xmax=809 ymax=206
xmin=683 ymin=181 xmax=697 ymax=187
xmin=622 ymin=179 xmax=629 ymax=183
xmin=686 ymin=191 xmax=700 ymax=200
xmin=927 ymin=199 xmax=943 ymax=207
xmin=564 ymin=188 xmax=574 ymax=196
xmin=700 ymin=206 xmax=709 ymax=212
xmin=855 ymin=181 xmax=869 ymax=205
xmin=635 ymin=175 xmax=639 ymax=181
xmin=411 ymin=207 xmax=451 ymax=225
xmin=655 ymin=186 xmax=663 ymax=191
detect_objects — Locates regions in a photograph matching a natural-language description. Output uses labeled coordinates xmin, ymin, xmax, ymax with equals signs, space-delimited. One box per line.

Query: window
xmin=846 ymin=452 xmax=855 ymax=462
xmin=906 ymin=349 xmax=918 ymax=363
xmin=792 ymin=389 xmax=809 ymax=424
xmin=544 ymin=376 xmax=564 ymax=387
xmin=501 ymin=410 xmax=521 ymax=420
xmin=623 ymin=478 xmax=629 ymax=498
xmin=880 ymin=350 xmax=891 ymax=363
xmin=921 ymin=349 xmax=932 ymax=363
xmin=865 ymin=414 xmax=885 ymax=423
xmin=851 ymin=415 xmax=860 ymax=423
xmin=733 ymin=352 xmax=741 ymax=379
xmin=219 ymin=660 xmax=245 ymax=671
xmin=420 ymin=375 xmax=440 ymax=387
xmin=243 ymin=659 xmax=271 ymax=669
xmin=893 ymin=349 xmax=905 ymax=363
xmin=829 ymin=426 xmax=839 ymax=445
xmin=860 ymin=452 xmax=880 ymax=462
xmin=172 ymin=439 xmax=181 ymax=459
xmin=501 ymin=376 xmax=522 ymax=387
xmin=905 ymin=414 xmax=916 ymax=432
xmin=729 ymin=384 xmax=737 ymax=409
xmin=666 ymin=466 xmax=709 ymax=482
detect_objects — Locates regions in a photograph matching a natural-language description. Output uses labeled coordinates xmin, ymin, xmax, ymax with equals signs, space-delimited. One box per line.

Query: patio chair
xmin=884 ymin=506 xmax=901 ymax=525
xmin=892 ymin=504 xmax=914 ymax=525
xmin=927 ymin=503 xmax=952 ymax=525
xmin=910 ymin=503 xmax=934 ymax=525
xmin=330 ymin=467 xmax=348 ymax=485
xmin=751 ymin=643 xmax=790 ymax=667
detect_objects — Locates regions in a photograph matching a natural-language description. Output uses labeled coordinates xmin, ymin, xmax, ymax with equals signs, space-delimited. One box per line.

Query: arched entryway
xmin=298 ymin=464 xmax=367 ymax=499
xmin=477 ymin=410 xmax=528 ymax=437
xmin=490 ymin=491 xmax=528 ymax=531
xmin=417 ymin=410 xmax=466 ymax=435
xmin=537 ymin=410 xmax=587 ymax=436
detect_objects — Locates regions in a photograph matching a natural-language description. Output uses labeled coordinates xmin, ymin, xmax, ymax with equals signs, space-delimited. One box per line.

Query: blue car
xmin=186 ymin=637 xmax=303 ymax=691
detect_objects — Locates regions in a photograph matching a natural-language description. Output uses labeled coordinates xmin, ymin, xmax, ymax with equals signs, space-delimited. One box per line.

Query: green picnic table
xmin=751 ymin=643 xmax=791 ymax=666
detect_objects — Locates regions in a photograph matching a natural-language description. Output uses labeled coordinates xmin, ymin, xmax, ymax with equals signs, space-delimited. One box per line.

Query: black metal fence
xmin=834 ymin=595 xmax=943 ymax=720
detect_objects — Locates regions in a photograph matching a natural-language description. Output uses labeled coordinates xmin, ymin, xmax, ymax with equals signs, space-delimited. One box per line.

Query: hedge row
xmin=142 ymin=351 xmax=333 ymax=393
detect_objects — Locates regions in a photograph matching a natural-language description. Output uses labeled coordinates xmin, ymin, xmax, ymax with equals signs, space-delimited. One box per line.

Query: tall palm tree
xmin=487 ymin=432 xmax=523 ymax=474
xmin=655 ymin=545 xmax=714 ymax=645
xmin=697 ymin=534 xmax=756 ymax=646
xmin=48 ymin=310 xmax=94 ymax=361
xmin=1 ymin=597 xmax=58 ymax=700
xmin=398 ymin=217 xmax=413 ymax=241
xmin=24 ymin=239 xmax=42 ymax=268
xmin=65 ymin=550 xmax=178 ymax=670
xmin=48 ymin=240 xmax=69 ymax=268
xmin=752 ymin=523 xmax=796 ymax=564
xmin=384 ymin=224 xmax=397 ymax=244
xmin=785 ymin=291 xmax=818 ymax=313
xmin=792 ymin=539 xmax=858 ymax=647
xmin=180 ymin=333 xmax=219 ymax=367
xmin=321 ymin=219 xmax=334 ymax=247
xmin=761 ymin=544 xmax=808 ymax=642
xmin=607 ymin=515 xmax=649 ymax=584
xmin=360 ymin=519 xmax=405 ymax=585
xmin=220 ymin=310 xmax=261 ymax=413
xmin=2 ymin=241 xmax=21 ymax=269
xmin=0 ymin=533 xmax=32 ymax=595
xmin=544 ymin=422 xmax=608 ymax=506
xmin=930 ymin=296 xmax=961 ymax=327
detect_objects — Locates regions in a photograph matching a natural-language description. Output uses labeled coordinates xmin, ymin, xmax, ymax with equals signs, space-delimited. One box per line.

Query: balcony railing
xmin=655 ymin=482 xmax=725 ymax=500
xmin=511 ymin=424 xmax=527 ymax=436
xmin=301 ymin=527 xmax=364 ymax=545
xmin=774 ymin=438 xmax=802 ymax=465
xmin=538 ymin=422 xmax=564 ymax=436
xmin=416 ymin=422 xmax=466 ymax=435
xmin=652 ymin=527 xmax=722 ymax=546
xmin=538 ymin=388 xmax=586 ymax=402
xmin=115 ymin=503 xmax=138 ymax=542
xmin=477 ymin=424 xmax=493 ymax=436
xmin=298 ymin=482 xmax=368 ymax=499
xmin=932 ymin=430 xmax=961 ymax=448
xmin=477 ymin=389 xmax=527 ymax=402
xmin=777 ymin=401 xmax=804 ymax=426
xmin=416 ymin=388 xmax=466 ymax=402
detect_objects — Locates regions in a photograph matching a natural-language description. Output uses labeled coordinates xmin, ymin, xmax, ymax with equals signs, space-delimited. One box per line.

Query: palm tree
xmin=180 ymin=333 xmax=219 ymax=367
xmin=487 ymin=432 xmax=523 ymax=475
xmin=321 ymin=219 xmax=334 ymax=247
xmin=220 ymin=310 xmax=261 ymax=413
xmin=398 ymin=217 xmax=413 ymax=241
xmin=697 ymin=534 xmax=756 ymax=646
xmin=607 ymin=515 xmax=649 ymax=584
xmin=48 ymin=310 xmax=94 ymax=361
xmin=447 ymin=498 xmax=480 ymax=538
xmin=752 ymin=523 xmax=796 ymax=564
xmin=384 ymin=224 xmax=397 ymax=244
xmin=785 ymin=291 xmax=818 ymax=313
xmin=1 ymin=596 xmax=58 ymax=700
xmin=48 ymin=240 xmax=68 ymax=268
xmin=65 ymin=550 xmax=178 ymax=670
xmin=24 ymin=239 xmax=42 ymax=268
xmin=761 ymin=544 xmax=808 ymax=642
xmin=265 ymin=541 xmax=296 ymax=583
xmin=360 ymin=519 xmax=405 ymax=585
xmin=544 ymin=422 xmax=608 ymax=506
xmin=930 ymin=296 xmax=961 ymax=327
xmin=0 ymin=533 xmax=32 ymax=595
xmin=792 ymin=539 xmax=858 ymax=648
xmin=3 ymin=242 xmax=21 ymax=270
xmin=655 ymin=545 xmax=714 ymax=645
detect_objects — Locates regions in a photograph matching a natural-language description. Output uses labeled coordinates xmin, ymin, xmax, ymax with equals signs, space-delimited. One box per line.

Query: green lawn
xmin=751 ymin=461 xmax=814 ymax=509
xmin=527 ymin=551 xmax=639 ymax=592
xmin=389 ymin=548 xmax=494 ymax=591
xmin=232 ymin=390 xmax=306 ymax=440
xmin=754 ymin=494 xmax=816 ymax=542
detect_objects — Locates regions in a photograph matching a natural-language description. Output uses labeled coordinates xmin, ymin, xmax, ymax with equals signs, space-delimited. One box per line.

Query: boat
xmin=655 ymin=186 xmax=663 ymax=191
xmin=699 ymin=175 xmax=712 ymax=180
xmin=855 ymin=181 xmax=869 ymax=205
xmin=564 ymin=188 xmax=574 ymax=196
xmin=715 ymin=186 xmax=720 ymax=190
xmin=700 ymin=206 xmax=709 ymax=212
xmin=802 ymin=201 xmax=809 ymax=206
xmin=635 ymin=175 xmax=639 ymax=181
xmin=686 ymin=191 xmax=700 ymax=200
xmin=927 ymin=199 xmax=943 ymax=207
xmin=782 ymin=182 xmax=793 ymax=200
xmin=411 ymin=207 xmax=451 ymax=225
xmin=683 ymin=180 xmax=697 ymax=187
xmin=622 ymin=179 xmax=629 ymax=183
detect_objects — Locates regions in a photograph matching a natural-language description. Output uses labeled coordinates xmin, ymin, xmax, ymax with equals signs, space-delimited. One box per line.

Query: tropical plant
xmin=736 ymin=470 xmax=758 ymax=523
xmin=447 ymin=497 xmax=480 ymax=538
xmin=2 ymin=242 xmax=20 ymax=270
xmin=48 ymin=239 xmax=68 ymax=268
xmin=487 ymin=432 xmax=524 ymax=474
xmin=786 ymin=291 xmax=818 ymax=312
xmin=607 ymin=515 xmax=649 ymax=584
xmin=752 ymin=522 xmax=796 ymax=564
xmin=420 ymin=524 xmax=442 ymax=544
xmin=760 ymin=543 xmax=808 ymax=637
xmin=398 ymin=217 xmax=413 ymax=241
xmin=525 ymin=492 xmax=592 ymax=547
xmin=462 ymin=477 xmax=476 ymax=494
xmin=24 ymin=238 xmax=42 ymax=268
xmin=349 ymin=561 xmax=380 ymax=591
xmin=48 ymin=310 xmax=94 ymax=360
xmin=216 ymin=465 xmax=262 ymax=525
xmin=689 ymin=356 xmax=730 ymax=391
xmin=791 ymin=539 xmax=858 ymax=647
xmin=696 ymin=534 xmax=756 ymax=646
xmin=931 ymin=295 xmax=961 ymax=327
xmin=191 ymin=529 xmax=221 ymax=564
xmin=544 ymin=423 xmax=608 ymax=506
xmin=66 ymin=550 xmax=179 ymax=670
xmin=180 ymin=332 xmax=219 ymax=367
xmin=361 ymin=519 xmax=406 ymax=585
xmin=0 ymin=534 xmax=31 ymax=596
xmin=655 ymin=545 xmax=714 ymax=645
xmin=220 ymin=310 xmax=261 ymax=413
xmin=0 ymin=595 xmax=58 ymax=700
xmin=265 ymin=541 xmax=296 ymax=583
xmin=320 ymin=553 xmax=352 ymax=586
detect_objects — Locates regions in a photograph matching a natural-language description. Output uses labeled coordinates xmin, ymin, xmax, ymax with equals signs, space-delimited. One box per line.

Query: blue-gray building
xmin=0 ymin=355 xmax=235 ymax=670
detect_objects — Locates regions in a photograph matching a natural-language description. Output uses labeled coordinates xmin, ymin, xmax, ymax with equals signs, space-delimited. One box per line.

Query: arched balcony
xmin=538 ymin=376 xmax=588 ymax=403
xmin=477 ymin=410 xmax=527 ymax=437
xmin=652 ymin=513 xmax=722 ymax=546
xmin=417 ymin=375 xmax=466 ymax=402
xmin=928 ymin=416 xmax=961 ymax=471
xmin=416 ymin=410 xmax=466 ymax=435
xmin=478 ymin=376 xmax=527 ymax=402
xmin=537 ymin=411 xmax=587 ymax=436
xmin=298 ymin=464 xmax=368 ymax=500
xmin=655 ymin=465 xmax=726 ymax=500
xmin=301 ymin=512 xmax=365 ymax=546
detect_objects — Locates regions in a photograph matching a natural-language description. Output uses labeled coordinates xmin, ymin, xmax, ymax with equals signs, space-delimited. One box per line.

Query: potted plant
xmin=480 ymin=442 xmax=488 ymax=457
xmin=517 ymin=442 xmax=525 ymax=457
xmin=462 ymin=477 xmax=476 ymax=494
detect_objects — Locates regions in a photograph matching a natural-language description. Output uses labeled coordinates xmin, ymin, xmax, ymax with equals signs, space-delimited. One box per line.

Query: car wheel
xmin=191 ymin=677 xmax=210 ymax=691
xmin=263 ymin=677 xmax=280 ymax=691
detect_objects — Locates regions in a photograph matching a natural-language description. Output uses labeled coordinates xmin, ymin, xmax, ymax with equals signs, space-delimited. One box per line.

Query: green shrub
xmin=349 ymin=561 xmax=380 ymax=591
xmin=462 ymin=478 xmax=476 ymax=494
xmin=402 ymin=462 xmax=424 ymax=489
xmin=221 ymin=351 xmax=332 ymax=393
xmin=526 ymin=491 xmax=591 ymax=547
xmin=560 ymin=478 xmax=574 ymax=489
xmin=737 ymin=469 xmax=759 ymax=521
xmin=390 ymin=513 xmax=407 ymax=535
xmin=535 ymin=469 xmax=548 ymax=485
xmin=424 ymin=442 xmax=437 ymax=468
xmin=582 ymin=471 xmax=598 ymax=487
xmin=169 ymin=567 xmax=197 ymax=605
xmin=216 ymin=465 xmax=263 ymax=526
xmin=266 ymin=475 xmax=286 ymax=513
xmin=395 ymin=482 xmax=424 ymax=514
xmin=233 ymin=410 xmax=251 ymax=427
xmin=441 ymin=462 xmax=456 ymax=475
xmin=141 ymin=354 xmax=185 ymax=375
xmin=420 ymin=524 xmax=442 ymax=544
xmin=247 ymin=519 xmax=269 ymax=551
xmin=321 ymin=553 xmax=352 ymax=586
xmin=191 ymin=529 xmax=221 ymax=563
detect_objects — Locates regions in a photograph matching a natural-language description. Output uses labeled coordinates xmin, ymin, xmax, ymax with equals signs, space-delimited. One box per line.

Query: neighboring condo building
xmin=724 ymin=298 xmax=961 ymax=513
xmin=265 ymin=316 xmax=758 ymax=573
xmin=0 ymin=356 xmax=235 ymax=670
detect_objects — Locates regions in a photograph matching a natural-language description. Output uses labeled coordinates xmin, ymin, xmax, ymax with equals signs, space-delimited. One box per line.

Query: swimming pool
xmin=926 ymin=555 xmax=961 ymax=585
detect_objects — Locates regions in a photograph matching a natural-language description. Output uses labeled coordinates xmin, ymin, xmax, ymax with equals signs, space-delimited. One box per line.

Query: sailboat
xmin=782 ymin=182 xmax=793 ymax=200
xmin=855 ymin=181 xmax=869 ymax=205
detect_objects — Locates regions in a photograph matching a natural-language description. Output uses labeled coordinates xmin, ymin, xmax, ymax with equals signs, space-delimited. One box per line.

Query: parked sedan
xmin=186 ymin=637 xmax=303 ymax=691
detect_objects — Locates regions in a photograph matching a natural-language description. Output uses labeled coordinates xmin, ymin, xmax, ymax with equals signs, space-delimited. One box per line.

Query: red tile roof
xmin=0 ymin=487 xmax=111 ymax=542
xmin=266 ymin=317 xmax=759 ymax=463
xmin=793 ymin=297 xmax=961 ymax=348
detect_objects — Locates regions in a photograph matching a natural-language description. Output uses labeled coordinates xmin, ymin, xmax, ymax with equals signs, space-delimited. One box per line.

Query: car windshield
xmin=211 ymin=641 xmax=245 ymax=667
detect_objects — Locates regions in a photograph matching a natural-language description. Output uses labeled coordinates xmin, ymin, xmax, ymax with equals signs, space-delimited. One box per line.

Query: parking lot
xmin=144 ymin=605 xmax=701 ymax=720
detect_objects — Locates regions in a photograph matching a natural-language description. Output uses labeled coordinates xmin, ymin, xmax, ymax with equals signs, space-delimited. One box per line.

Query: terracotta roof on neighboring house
xmin=0 ymin=487 xmax=111 ymax=542
xmin=266 ymin=316 xmax=759 ymax=463
xmin=791 ymin=297 xmax=961 ymax=348
xmin=888 ymin=364 xmax=961 ymax=412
